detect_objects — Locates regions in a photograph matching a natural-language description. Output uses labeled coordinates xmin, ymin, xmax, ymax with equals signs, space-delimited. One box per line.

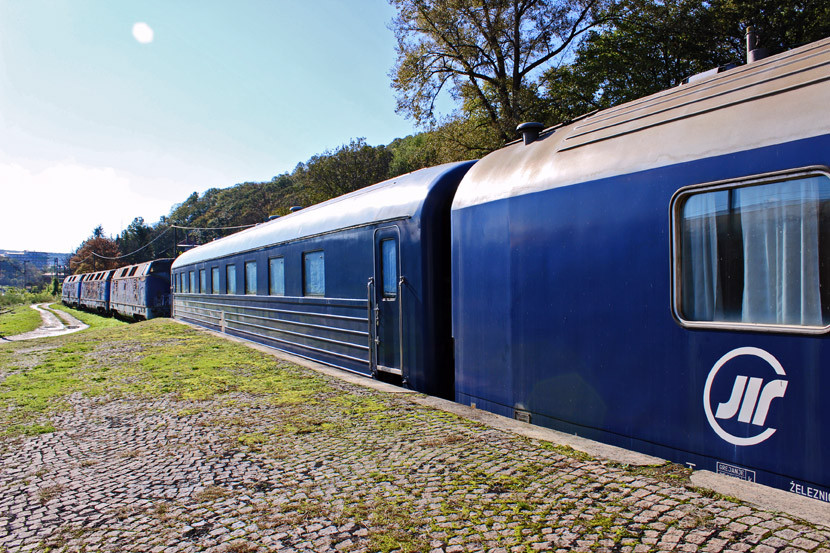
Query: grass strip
xmin=0 ymin=318 xmax=333 ymax=437
xmin=0 ymin=304 xmax=43 ymax=337
xmin=48 ymin=303 xmax=128 ymax=329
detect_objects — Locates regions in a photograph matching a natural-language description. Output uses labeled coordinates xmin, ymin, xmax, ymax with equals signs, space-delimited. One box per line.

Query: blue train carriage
xmin=110 ymin=259 xmax=173 ymax=320
xmin=171 ymin=161 xmax=475 ymax=398
xmin=79 ymin=269 xmax=115 ymax=314
xmin=61 ymin=274 xmax=83 ymax=307
xmin=451 ymin=37 xmax=830 ymax=500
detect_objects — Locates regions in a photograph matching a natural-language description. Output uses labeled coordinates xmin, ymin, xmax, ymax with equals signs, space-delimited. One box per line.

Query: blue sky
xmin=0 ymin=0 xmax=423 ymax=252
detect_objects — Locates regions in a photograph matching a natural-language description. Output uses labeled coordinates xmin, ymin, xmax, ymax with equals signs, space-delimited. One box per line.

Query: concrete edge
xmin=690 ymin=471 xmax=830 ymax=528
xmin=175 ymin=319 xmax=830 ymax=528
xmin=409 ymin=394 xmax=666 ymax=467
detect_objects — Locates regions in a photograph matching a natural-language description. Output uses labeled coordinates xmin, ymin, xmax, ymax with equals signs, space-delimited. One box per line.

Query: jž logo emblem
xmin=703 ymin=347 xmax=788 ymax=446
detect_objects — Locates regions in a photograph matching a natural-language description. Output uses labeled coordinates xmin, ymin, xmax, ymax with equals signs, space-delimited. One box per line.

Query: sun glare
xmin=132 ymin=22 xmax=154 ymax=44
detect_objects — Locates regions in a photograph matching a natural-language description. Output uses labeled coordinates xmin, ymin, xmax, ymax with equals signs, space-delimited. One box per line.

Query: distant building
xmin=0 ymin=250 xmax=72 ymax=271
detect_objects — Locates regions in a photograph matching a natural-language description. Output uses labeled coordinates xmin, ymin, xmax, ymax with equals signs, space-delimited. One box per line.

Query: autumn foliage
xmin=69 ymin=227 xmax=121 ymax=274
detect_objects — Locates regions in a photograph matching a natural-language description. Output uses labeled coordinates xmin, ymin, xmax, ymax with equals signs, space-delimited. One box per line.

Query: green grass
xmin=0 ymin=304 xmax=43 ymax=336
xmin=48 ymin=303 xmax=128 ymax=329
xmin=0 ymin=318 xmax=334 ymax=437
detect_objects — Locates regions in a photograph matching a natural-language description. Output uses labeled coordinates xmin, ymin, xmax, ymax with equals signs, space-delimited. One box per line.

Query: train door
xmin=371 ymin=227 xmax=402 ymax=376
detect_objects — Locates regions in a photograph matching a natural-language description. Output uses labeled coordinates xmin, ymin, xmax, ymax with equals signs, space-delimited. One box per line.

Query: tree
xmin=709 ymin=0 xmax=830 ymax=60
xmin=116 ymin=217 xmax=157 ymax=265
xmin=542 ymin=0 xmax=730 ymax=119
xmin=296 ymin=138 xmax=393 ymax=203
xmin=69 ymin=228 xmax=121 ymax=274
xmin=541 ymin=0 xmax=830 ymax=121
xmin=389 ymin=0 xmax=609 ymax=143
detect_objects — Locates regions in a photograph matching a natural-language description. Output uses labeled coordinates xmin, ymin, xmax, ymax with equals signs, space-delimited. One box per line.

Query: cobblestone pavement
xmin=0 ymin=370 xmax=828 ymax=552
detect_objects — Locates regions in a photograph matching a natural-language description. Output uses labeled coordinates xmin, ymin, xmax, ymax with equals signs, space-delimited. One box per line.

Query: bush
xmin=0 ymin=287 xmax=56 ymax=307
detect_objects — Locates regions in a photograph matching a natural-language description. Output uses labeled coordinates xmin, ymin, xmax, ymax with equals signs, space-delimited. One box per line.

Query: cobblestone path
xmin=0 ymin=373 xmax=828 ymax=552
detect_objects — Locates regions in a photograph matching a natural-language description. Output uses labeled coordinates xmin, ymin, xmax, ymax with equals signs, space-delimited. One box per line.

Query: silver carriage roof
xmin=453 ymin=36 xmax=830 ymax=210
xmin=172 ymin=161 xmax=474 ymax=269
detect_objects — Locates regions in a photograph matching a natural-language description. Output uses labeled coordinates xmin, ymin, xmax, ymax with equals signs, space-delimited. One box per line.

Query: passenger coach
xmin=172 ymin=162 xmax=474 ymax=397
xmin=451 ymin=38 xmax=830 ymax=498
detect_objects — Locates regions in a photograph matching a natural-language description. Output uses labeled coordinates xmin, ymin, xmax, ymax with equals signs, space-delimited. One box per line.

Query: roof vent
xmin=746 ymin=26 xmax=768 ymax=63
xmin=289 ymin=206 xmax=303 ymax=213
xmin=517 ymin=122 xmax=544 ymax=145
xmin=267 ymin=214 xmax=280 ymax=221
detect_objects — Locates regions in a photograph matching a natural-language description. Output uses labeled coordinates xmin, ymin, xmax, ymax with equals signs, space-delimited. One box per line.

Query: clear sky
xmin=0 ymin=0 xmax=421 ymax=253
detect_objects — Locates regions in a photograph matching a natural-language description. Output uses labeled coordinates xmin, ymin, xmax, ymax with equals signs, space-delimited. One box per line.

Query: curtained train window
xmin=675 ymin=172 xmax=830 ymax=331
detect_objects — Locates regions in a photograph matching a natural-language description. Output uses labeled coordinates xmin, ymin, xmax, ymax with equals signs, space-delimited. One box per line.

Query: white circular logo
xmin=703 ymin=347 xmax=788 ymax=446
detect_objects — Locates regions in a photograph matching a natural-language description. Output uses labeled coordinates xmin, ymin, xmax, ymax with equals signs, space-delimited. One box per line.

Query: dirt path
xmin=0 ymin=303 xmax=88 ymax=342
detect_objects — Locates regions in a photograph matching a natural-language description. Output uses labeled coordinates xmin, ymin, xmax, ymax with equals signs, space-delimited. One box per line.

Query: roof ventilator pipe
xmin=289 ymin=206 xmax=303 ymax=213
xmin=517 ymin=122 xmax=544 ymax=145
xmin=746 ymin=26 xmax=768 ymax=63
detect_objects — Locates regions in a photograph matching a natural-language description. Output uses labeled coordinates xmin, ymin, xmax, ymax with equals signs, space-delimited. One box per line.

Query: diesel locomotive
xmin=61 ymin=259 xmax=173 ymax=320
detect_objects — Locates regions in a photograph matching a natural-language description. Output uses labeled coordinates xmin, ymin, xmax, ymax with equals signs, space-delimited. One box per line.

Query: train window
xmin=245 ymin=261 xmax=257 ymax=295
xmin=199 ymin=269 xmax=207 ymax=294
xmin=211 ymin=267 xmax=219 ymax=294
xmin=189 ymin=271 xmax=196 ymax=293
xmin=269 ymin=257 xmax=285 ymax=296
xmin=380 ymin=239 xmax=397 ymax=297
xmin=226 ymin=265 xmax=237 ymax=294
xmin=128 ymin=267 xmax=138 ymax=276
xmin=181 ymin=273 xmax=188 ymax=293
xmin=674 ymin=171 xmax=830 ymax=332
xmin=303 ymin=251 xmax=325 ymax=297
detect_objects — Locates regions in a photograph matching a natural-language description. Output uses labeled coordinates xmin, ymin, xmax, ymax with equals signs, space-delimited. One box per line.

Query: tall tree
xmin=296 ymin=138 xmax=393 ymax=203
xmin=389 ymin=0 xmax=609 ymax=143
xmin=542 ymin=0 xmax=830 ymax=121
xmin=69 ymin=228 xmax=121 ymax=274
xmin=116 ymin=217 xmax=157 ymax=265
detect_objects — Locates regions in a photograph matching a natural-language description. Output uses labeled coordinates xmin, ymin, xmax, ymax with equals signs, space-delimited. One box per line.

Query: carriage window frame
xmin=199 ymin=269 xmax=207 ymax=294
xmin=226 ymin=264 xmax=237 ymax=295
xmin=671 ymin=166 xmax=830 ymax=335
xmin=269 ymin=256 xmax=285 ymax=296
xmin=244 ymin=261 xmax=257 ymax=295
xmin=211 ymin=267 xmax=219 ymax=295
xmin=302 ymin=250 xmax=325 ymax=297
xmin=380 ymin=238 xmax=398 ymax=298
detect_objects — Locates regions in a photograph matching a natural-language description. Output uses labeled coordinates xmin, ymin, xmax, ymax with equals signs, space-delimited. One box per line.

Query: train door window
xmin=211 ymin=267 xmax=219 ymax=294
xmin=380 ymin=239 xmax=397 ymax=297
xmin=673 ymin=171 xmax=830 ymax=332
xmin=269 ymin=257 xmax=285 ymax=296
xmin=199 ymin=269 xmax=207 ymax=294
xmin=245 ymin=261 xmax=257 ymax=295
xmin=303 ymin=251 xmax=325 ymax=297
xmin=189 ymin=271 xmax=196 ymax=293
xmin=226 ymin=265 xmax=237 ymax=294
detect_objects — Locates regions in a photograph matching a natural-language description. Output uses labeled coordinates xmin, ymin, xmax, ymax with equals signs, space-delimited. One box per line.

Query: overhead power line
xmin=91 ymin=227 xmax=172 ymax=260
